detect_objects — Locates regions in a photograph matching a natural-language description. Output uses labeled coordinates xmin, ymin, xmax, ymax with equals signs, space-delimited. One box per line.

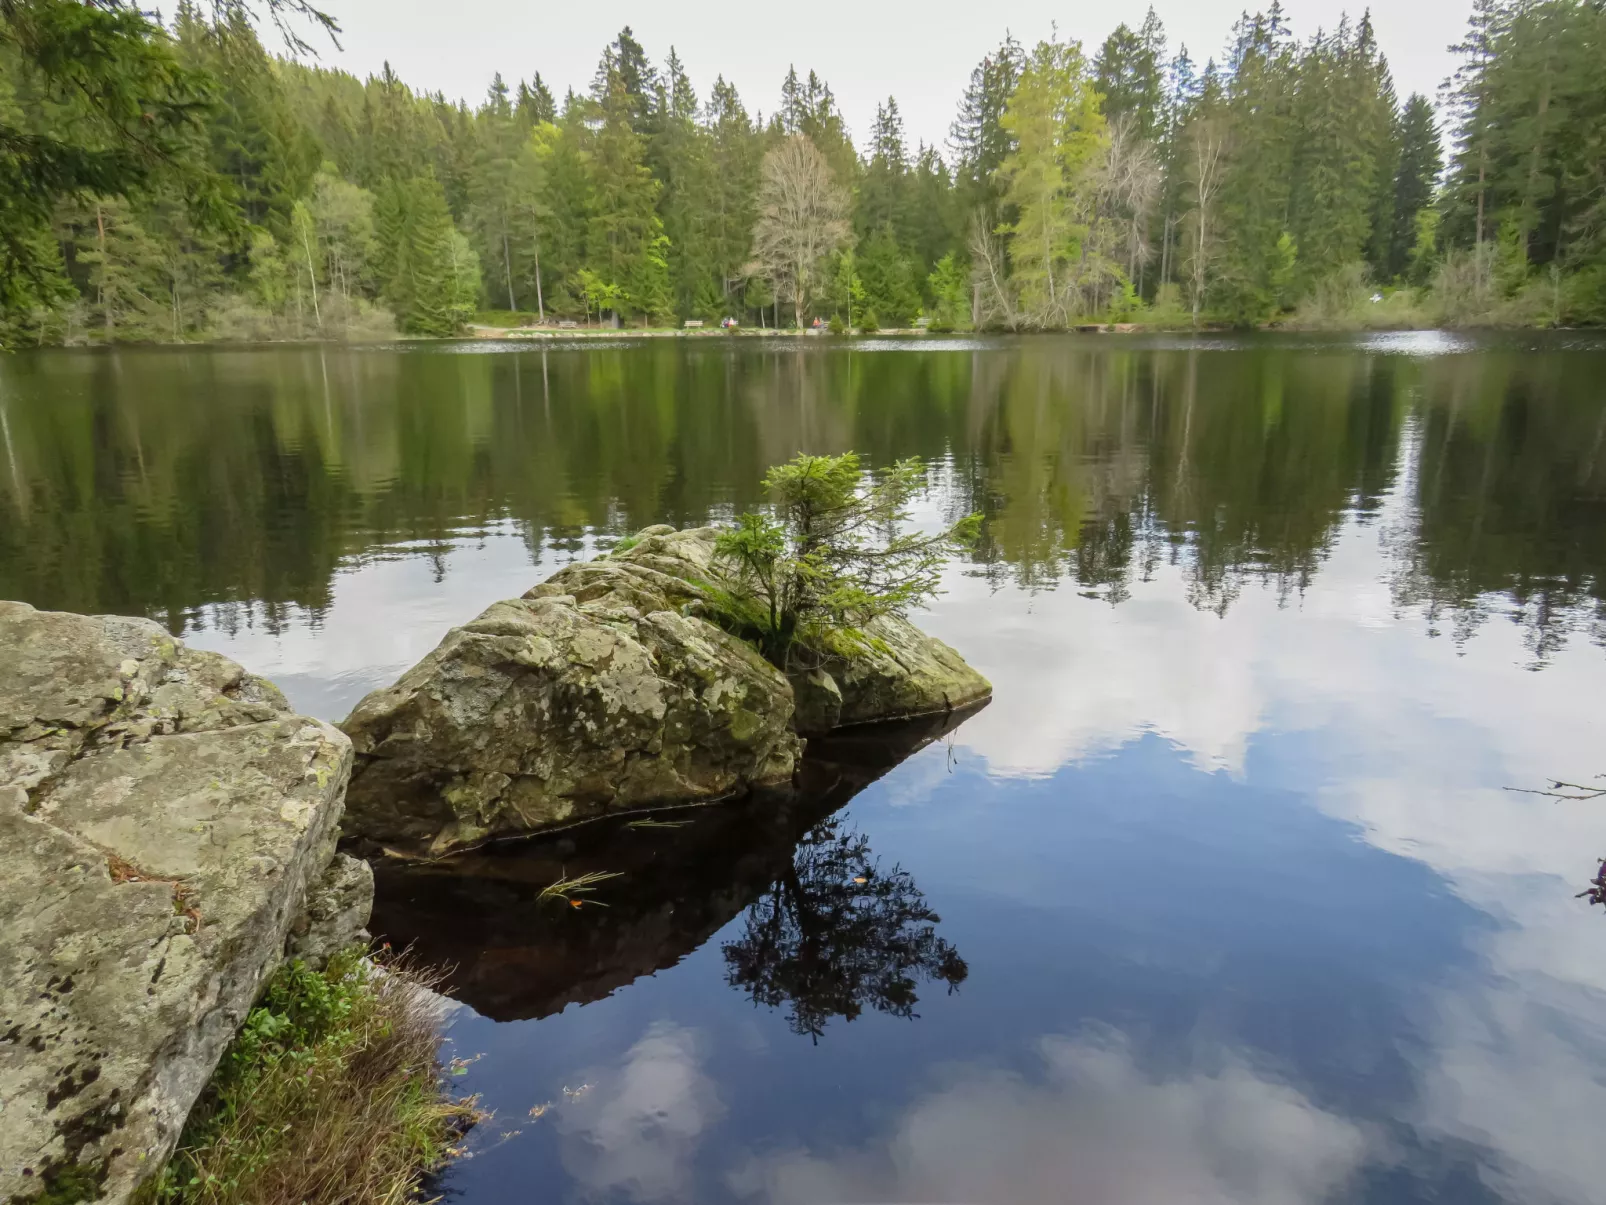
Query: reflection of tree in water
xmin=722 ymin=818 xmax=968 ymax=1041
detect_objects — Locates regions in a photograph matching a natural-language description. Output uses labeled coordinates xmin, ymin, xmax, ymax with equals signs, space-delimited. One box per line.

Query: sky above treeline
xmin=312 ymin=0 xmax=1472 ymax=152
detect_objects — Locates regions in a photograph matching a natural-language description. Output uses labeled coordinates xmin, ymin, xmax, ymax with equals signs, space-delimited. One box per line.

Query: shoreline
xmin=8 ymin=321 xmax=1602 ymax=354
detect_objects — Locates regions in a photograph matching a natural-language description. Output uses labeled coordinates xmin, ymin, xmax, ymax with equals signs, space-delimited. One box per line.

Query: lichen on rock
xmin=0 ymin=602 xmax=354 ymax=1205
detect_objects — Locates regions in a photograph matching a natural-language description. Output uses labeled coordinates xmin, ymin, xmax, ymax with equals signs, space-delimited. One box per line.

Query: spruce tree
xmin=951 ymin=36 xmax=1026 ymax=225
xmin=857 ymin=226 xmax=921 ymax=326
xmin=1385 ymin=94 xmax=1442 ymax=281
xmin=516 ymin=74 xmax=558 ymax=127
xmin=593 ymin=27 xmax=657 ymax=135
xmin=1095 ymin=10 xmax=1166 ymax=141
xmin=705 ymin=76 xmax=761 ymax=309
xmin=860 ymin=97 xmax=911 ymax=238
xmin=1211 ymin=9 xmax=1298 ymax=322
xmin=585 ymin=66 xmax=663 ymax=322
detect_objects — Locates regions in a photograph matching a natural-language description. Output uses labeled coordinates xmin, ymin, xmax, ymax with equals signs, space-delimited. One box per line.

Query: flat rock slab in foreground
xmin=0 ymin=602 xmax=352 ymax=1205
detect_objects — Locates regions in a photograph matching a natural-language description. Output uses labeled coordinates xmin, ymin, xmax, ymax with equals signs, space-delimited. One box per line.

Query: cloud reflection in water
xmin=727 ymin=1028 xmax=1369 ymax=1205
xmin=555 ymin=1023 xmax=725 ymax=1204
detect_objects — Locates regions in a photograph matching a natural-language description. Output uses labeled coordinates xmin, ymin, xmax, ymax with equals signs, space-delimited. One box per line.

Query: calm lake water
xmin=3 ymin=333 xmax=1605 ymax=1204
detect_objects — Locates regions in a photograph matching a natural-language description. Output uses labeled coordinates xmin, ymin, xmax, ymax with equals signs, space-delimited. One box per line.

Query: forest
xmin=2 ymin=0 xmax=1604 ymax=346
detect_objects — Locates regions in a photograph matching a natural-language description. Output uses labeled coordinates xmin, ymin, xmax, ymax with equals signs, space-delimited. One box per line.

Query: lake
xmin=2 ymin=332 xmax=1604 ymax=1205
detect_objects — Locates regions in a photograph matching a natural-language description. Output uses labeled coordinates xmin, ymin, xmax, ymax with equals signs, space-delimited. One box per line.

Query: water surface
xmin=3 ymin=333 xmax=1604 ymax=1205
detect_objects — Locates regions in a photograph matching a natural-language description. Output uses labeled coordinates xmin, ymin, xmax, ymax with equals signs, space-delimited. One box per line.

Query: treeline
xmin=1 ymin=0 xmax=1604 ymax=346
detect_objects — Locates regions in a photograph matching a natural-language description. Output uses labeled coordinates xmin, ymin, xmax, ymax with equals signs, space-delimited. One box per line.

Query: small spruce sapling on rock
xmin=708 ymin=452 xmax=979 ymax=672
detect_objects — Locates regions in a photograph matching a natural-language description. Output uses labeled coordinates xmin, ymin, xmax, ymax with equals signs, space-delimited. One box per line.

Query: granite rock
xmin=0 ymin=602 xmax=353 ymax=1205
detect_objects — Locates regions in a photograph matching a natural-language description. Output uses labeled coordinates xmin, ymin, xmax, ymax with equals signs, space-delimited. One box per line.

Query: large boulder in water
xmin=339 ymin=527 xmax=802 ymax=856
xmin=0 ymin=602 xmax=355 ymax=1205
xmin=338 ymin=524 xmax=991 ymax=851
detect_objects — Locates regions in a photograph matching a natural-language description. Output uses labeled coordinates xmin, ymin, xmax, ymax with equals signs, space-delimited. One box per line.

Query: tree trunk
xmin=1522 ymin=71 xmax=1553 ymax=261
xmin=533 ymin=237 xmax=545 ymax=321
xmin=301 ymin=221 xmax=322 ymax=330
xmin=96 ymin=204 xmax=111 ymax=339
xmin=1475 ymin=151 xmax=1487 ymax=252
xmin=502 ymin=221 xmax=517 ymax=311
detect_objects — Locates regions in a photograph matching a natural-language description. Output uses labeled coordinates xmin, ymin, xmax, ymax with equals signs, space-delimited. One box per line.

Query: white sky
xmin=307 ymin=0 xmax=1472 ymax=154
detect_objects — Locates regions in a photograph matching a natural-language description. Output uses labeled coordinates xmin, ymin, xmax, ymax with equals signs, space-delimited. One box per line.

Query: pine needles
xmin=537 ymin=869 xmax=624 ymax=908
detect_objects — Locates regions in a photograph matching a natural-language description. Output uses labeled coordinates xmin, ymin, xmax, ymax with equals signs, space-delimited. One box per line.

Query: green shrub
xmin=706 ymin=452 xmax=978 ymax=670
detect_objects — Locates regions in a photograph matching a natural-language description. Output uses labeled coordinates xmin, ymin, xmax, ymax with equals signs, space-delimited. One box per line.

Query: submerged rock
xmin=339 ymin=525 xmax=990 ymax=854
xmin=0 ymin=602 xmax=354 ymax=1205
xmin=340 ymin=528 xmax=802 ymax=856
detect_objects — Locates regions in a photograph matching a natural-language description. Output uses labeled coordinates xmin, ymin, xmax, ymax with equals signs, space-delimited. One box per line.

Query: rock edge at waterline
xmin=0 ymin=602 xmax=364 ymax=1205
xmin=339 ymin=525 xmax=991 ymax=857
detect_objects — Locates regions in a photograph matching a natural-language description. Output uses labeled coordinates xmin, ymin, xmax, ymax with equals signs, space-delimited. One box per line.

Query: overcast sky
xmin=308 ymin=1 xmax=1473 ymax=153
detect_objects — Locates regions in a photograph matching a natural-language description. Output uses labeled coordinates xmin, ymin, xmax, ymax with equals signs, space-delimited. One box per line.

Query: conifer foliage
xmin=3 ymin=2 xmax=1606 ymax=346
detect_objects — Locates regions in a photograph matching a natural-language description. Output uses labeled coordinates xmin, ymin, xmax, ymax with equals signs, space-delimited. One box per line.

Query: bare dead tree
xmin=749 ymin=135 xmax=851 ymax=329
xmin=968 ymin=215 xmax=1018 ymax=330
xmin=1183 ymin=116 xmax=1229 ymax=328
xmin=1099 ymin=114 xmax=1163 ymax=293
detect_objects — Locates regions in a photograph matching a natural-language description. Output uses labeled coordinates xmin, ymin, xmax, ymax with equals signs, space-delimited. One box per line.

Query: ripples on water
xmin=2 ymin=332 xmax=1604 ymax=1204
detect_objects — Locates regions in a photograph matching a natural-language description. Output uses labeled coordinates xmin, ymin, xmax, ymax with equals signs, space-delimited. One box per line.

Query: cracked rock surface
xmin=0 ymin=601 xmax=353 ymax=1205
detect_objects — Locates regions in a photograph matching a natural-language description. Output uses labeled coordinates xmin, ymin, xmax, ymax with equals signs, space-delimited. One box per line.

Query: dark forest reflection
xmin=1 ymin=335 xmax=1602 ymax=660
xmin=368 ymin=709 xmax=976 ymax=1029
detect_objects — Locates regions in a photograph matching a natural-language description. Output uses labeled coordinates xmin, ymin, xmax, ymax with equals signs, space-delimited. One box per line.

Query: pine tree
xmin=1 ymin=0 xmax=222 ymax=321
xmin=1210 ymin=8 xmax=1298 ymax=322
xmin=857 ymin=225 xmax=921 ymax=326
xmin=70 ymin=198 xmax=172 ymax=341
xmin=1385 ymin=93 xmax=1442 ymax=281
xmin=925 ymin=252 xmax=969 ymax=328
xmin=1095 ymin=10 xmax=1166 ymax=141
xmin=467 ymin=72 xmax=529 ymax=310
xmin=516 ymin=73 xmax=558 ymax=127
xmin=593 ymin=27 xmax=657 ymax=135
xmin=648 ymin=48 xmax=715 ymax=318
xmin=860 ymin=97 xmax=911 ymax=238
xmin=705 ymin=76 xmax=761 ymax=307
xmin=377 ymin=175 xmax=473 ymax=335
xmin=586 ymin=66 xmax=663 ymax=321
xmin=951 ymin=35 xmax=1026 ymax=224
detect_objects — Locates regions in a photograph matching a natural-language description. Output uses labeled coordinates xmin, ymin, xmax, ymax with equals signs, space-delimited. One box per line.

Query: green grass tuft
xmin=140 ymin=949 xmax=479 ymax=1205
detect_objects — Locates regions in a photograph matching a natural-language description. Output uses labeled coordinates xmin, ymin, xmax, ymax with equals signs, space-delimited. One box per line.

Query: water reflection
xmin=553 ymin=1022 xmax=723 ymax=1205
xmin=370 ymin=708 xmax=976 ymax=1029
xmin=1 ymin=335 xmax=1601 ymax=662
xmin=723 ymin=816 xmax=968 ymax=1041
xmin=4 ymin=337 xmax=1606 ymax=1205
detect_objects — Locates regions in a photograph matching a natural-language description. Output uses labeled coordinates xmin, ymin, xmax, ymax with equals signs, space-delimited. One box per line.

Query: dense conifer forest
xmin=2 ymin=0 xmax=1604 ymax=346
